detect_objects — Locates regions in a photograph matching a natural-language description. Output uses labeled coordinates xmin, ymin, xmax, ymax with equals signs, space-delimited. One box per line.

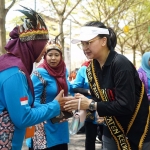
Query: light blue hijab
xmin=141 ymin=52 xmax=150 ymax=79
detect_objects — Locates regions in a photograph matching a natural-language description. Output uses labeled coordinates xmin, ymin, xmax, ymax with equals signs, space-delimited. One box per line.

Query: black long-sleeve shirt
xmin=89 ymin=50 xmax=150 ymax=141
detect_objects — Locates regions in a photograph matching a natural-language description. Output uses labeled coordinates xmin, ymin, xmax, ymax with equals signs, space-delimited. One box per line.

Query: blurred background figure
xmin=138 ymin=52 xmax=150 ymax=105
xmin=69 ymin=70 xmax=77 ymax=82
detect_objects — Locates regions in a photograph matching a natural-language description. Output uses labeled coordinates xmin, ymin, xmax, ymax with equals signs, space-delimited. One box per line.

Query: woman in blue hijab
xmin=138 ymin=52 xmax=150 ymax=104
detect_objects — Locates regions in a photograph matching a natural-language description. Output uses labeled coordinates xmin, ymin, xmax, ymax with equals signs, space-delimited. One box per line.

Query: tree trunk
xmin=132 ymin=47 xmax=136 ymax=66
xmin=0 ymin=0 xmax=6 ymax=55
xmin=58 ymin=16 xmax=65 ymax=59
xmin=120 ymin=45 xmax=124 ymax=55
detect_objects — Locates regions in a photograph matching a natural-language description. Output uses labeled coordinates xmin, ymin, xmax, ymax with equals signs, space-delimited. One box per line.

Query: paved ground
xmin=22 ymin=118 xmax=102 ymax=150
xmin=22 ymin=133 xmax=102 ymax=150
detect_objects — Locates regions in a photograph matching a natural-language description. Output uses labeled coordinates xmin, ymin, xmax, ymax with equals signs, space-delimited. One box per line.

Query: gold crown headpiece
xmin=46 ymin=33 xmax=62 ymax=52
xmin=17 ymin=5 xmax=49 ymax=42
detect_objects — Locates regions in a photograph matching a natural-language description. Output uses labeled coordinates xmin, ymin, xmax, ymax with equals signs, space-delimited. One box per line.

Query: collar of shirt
xmin=93 ymin=50 xmax=117 ymax=69
xmin=104 ymin=50 xmax=117 ymax=67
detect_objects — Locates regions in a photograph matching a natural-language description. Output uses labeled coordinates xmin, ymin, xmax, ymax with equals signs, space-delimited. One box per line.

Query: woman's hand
xmin=64 ymin=93 xmax=92 ymax=111
xmin=55 ymin=90 xmax=77 ymax=111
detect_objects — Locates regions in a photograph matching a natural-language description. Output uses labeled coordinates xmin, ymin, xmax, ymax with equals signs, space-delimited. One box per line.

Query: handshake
xmin=51 ymin=90 xmax=92 ymax=123
xmin=54 ymin=90 xmax=92 ymax=111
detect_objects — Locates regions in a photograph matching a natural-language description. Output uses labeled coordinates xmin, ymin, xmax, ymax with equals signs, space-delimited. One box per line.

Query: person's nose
xmin=52 ymin=55 xmax=55 ymax=59
xmin=83 ymin=46 xmax=89 ymax=51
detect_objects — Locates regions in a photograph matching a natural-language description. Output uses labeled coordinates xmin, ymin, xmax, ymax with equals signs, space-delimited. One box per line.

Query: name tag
xmin=25 ymin=126 xmax=35 ymax=139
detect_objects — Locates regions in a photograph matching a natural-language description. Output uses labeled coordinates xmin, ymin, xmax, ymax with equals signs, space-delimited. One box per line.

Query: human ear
xmin=102 ymin=37 xmax=107 ymax=46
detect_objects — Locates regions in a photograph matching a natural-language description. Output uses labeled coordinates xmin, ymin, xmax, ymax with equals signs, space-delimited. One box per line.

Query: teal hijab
xmin=141 ymin=52 xmax=150 ymax=79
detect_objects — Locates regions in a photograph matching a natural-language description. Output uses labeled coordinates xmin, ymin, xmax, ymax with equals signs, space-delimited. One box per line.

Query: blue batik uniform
xmin=28 ymin=67 xmax=70 ymax=148
xmin=0 ymin=67 xmax=60 ymax=150
xmin=71 ymin=66 xmax=90 ymax=97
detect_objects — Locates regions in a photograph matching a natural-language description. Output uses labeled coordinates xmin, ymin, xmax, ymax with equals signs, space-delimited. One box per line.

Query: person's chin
xmin=50 ymin=64 xmax=57 ymax=67
xmin=86 ymin=55 xmax=93 ymax=59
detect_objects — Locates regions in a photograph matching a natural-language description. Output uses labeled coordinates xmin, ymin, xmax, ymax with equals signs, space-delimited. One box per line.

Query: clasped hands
xmin=55 ymin=90 xmax=91 ymax=111
xmin=55 ymin=90 xmax=104 ymax=124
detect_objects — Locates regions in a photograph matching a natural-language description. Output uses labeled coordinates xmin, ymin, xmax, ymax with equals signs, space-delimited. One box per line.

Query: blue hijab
xmin=141 ymin=52 xmax=150 ymax=79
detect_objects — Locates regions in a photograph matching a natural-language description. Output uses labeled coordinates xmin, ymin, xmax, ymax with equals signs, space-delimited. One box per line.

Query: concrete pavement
xmin=22 ymin=133 xmax=102 ymax=150
xmin=68 ymin=133 xmax=102 ymax=150
xmin=22 ymin=118 xmax=102 ymax=150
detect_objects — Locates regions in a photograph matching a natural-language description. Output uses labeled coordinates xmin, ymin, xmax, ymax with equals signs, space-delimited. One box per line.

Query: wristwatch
xmin=89 ymin=100 xmax=96 ymax=111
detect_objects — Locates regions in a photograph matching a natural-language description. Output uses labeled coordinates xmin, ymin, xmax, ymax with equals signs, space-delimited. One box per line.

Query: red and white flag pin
xmin=20 ymin=96 xmax=28 ymax=105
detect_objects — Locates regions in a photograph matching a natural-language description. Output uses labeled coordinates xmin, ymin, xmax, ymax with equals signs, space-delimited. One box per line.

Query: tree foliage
xmin=2 ymin=0 xmax=150 ymax=66
xmin=72 ymin=0 xmax=150 ymax=65
xmin=49 ymin=0 xmax=81 ymax=58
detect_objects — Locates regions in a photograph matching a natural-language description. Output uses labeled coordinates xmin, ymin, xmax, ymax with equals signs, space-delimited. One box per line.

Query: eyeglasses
xmin=77 ymin=37 xmax=100 ymax=50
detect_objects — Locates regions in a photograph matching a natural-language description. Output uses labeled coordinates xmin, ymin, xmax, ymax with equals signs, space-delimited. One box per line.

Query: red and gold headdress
xmin=17 ymin=5 xmax=49 ymax=42
xmin=46 ymin=33 xmax=62 ymax=53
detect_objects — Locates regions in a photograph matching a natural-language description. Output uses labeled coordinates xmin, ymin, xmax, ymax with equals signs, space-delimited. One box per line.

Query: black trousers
xmin=85 ymin=121 xmax=98 ymax=150
xmin=97 ymin=124 xmax=103 ymax=141
xmin=29 ymin=143 xmax=68 ymax=150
